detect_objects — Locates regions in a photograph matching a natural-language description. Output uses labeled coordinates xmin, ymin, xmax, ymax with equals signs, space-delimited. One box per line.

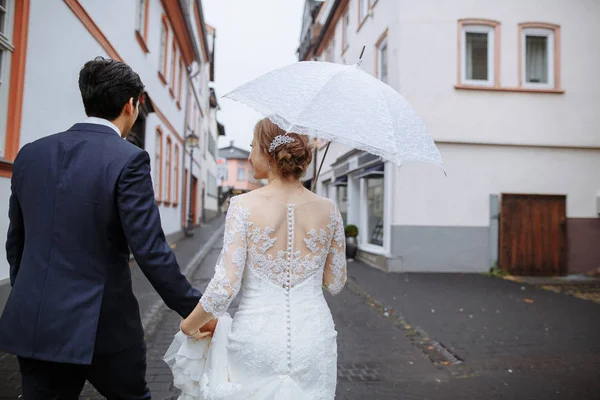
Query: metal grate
xmin=337 ymin=361 xmax=381 ymax=382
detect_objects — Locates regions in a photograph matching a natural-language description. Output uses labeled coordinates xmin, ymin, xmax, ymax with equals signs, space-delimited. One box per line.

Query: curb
xmin=141 ymin=223 xmax=225 ymax=339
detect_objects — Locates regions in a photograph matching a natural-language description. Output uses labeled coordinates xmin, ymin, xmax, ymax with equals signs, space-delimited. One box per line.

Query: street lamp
xmin=185 ymin=132 xmax=200 ymax=237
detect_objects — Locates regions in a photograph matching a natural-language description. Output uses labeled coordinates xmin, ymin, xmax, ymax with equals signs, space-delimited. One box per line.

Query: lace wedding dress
xmin=165 ymin=193 xmax=347 ymax=400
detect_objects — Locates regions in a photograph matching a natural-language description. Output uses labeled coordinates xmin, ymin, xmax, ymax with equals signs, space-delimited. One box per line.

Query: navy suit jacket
xmin=0 ymin=123 xmax=201 ymax=364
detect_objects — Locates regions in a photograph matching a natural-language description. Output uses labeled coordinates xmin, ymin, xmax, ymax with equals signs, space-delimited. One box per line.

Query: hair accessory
xmin=269 ymin=134 xmax=295 ymax=153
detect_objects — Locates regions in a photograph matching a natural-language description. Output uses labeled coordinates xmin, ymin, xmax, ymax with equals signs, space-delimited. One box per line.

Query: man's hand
xmin=200 ymin=318 xmax=218 ymax=336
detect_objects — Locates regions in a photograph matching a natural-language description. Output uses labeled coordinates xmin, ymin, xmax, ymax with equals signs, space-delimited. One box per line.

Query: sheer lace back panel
xmin=200 ymin=193 xmax=347 ymax=317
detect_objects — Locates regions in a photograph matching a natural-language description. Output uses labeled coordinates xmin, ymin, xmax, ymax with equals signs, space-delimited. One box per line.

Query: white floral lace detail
xmin=199 ymin=197 xmax=249 ymax=317
xmin=305 ymin=229 xmax=329 ymax=254
xmin=323 ymin=205 xmax=346 ymax=295
xmin=169 ymin=195 xmax=346 ymax=400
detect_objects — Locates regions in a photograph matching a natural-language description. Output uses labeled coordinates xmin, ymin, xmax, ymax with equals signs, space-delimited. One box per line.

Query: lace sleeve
xmin=200 ymin=197 xmax=248 ymax=317
xmin=323 ymin=204 xmax=346 ymax=295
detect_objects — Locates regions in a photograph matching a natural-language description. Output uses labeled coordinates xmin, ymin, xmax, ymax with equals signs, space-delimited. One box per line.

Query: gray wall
xmin=387 ymin=225 xmax=490 ymax=273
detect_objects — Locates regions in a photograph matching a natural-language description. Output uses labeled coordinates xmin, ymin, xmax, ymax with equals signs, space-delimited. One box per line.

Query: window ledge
xmin=357 ymin=17 xmax=368 ymax=33
xmin=176 ymin=101 xmax=181 ymax=110
xmin=172 ymin=202 xmax=179 ymax=208
xmin=158 ymin=71 xmax=167 ymax=86
xmin=135 ymin=31 xmax=150 ymax=54
xmin=169 ymin=88 xmax=175 ymax=99
xmin=164 ymin=201 xmax=171 ymax=206
xmin=454 ymin=84 xmax=564 ymax=94
xmin=0 ymin=161 xmax=13 ymax=179
xmin=358 ymin=243 xmax=389 ymax=257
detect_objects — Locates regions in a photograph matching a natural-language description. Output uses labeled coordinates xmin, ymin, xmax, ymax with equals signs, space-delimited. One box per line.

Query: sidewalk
xmin=503 ymin=275 xmax=600 ymax=304
xmin=0 ymin=217 xmax=225 ymax=399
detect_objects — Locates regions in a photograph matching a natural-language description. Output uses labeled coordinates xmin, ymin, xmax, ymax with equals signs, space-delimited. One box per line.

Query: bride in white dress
xmin=165 ymin=118 xmax=347 ymax=400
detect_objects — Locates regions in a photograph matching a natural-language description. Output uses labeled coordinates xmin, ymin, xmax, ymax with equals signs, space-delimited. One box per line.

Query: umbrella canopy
xmin=223 ymin=61 xmax=443 ymax=169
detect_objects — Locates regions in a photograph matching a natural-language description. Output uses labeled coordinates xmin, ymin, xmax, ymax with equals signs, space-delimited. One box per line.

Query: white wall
xmin=79 ymin=0 xmax=184 ymax=131
xmin=20 ymin=1 xmax=109 ymax=144
xmin=393 ymin=143 xmax=600 ymax=227
xmin=313 ymin=0 xmax=600 ymax=231
xmin=395 ymin=0 xmax=600 ymax=148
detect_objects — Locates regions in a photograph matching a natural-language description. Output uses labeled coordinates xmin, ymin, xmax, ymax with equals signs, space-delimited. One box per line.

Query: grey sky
xmin=203 ymin=0 xmax=306 ymax=152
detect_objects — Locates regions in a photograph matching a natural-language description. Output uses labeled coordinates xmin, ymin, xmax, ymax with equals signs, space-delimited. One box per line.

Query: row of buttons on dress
xmin=285 ymin=204 xmax=293 ymax=372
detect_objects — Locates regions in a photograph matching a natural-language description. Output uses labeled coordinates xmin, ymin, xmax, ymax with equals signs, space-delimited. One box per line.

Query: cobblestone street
xmin=2 ymin=220 xmax=600 ymax=399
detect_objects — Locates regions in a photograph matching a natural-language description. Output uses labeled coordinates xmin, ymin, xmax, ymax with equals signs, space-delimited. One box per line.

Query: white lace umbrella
xmin=223 ymin=59 xmax=444 ymax=187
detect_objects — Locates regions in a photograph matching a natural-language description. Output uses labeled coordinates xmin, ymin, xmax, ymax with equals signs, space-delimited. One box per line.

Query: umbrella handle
xmin=311 ymin=142 xmax=331 ymax=193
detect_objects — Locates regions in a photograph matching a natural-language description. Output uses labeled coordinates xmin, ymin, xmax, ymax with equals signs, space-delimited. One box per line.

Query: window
xmin=177 ymin=58 xmax=184 ymax=105
xmin=376 ymin=31 xmax=388 ymax=84
xmin=174 ymin=145 xmax=179 ymax=204
xmin=331 ymin=37 xmax=336 ymax=62
xmin=324 ymin=41 xmax=333 ymax=62
xmin=359 ymin=0 xmax=369 ymax=25
xmin=135 ymin=0 xmax=150 ymax=52
xmin=135 ymin=0 xmax=147 ymax=34
xmin=170 ymin=39 xmax=177 ymax=93
xmin=0 ymin=0 xmax=14 ymax=157
xmin=158 ymin=17 xmax=169 ymax=82
xmin=155 ymin=128 xmax=163 ymax=201
xmin=208 ymin=131 xmax=216 ymax=159
xmin=365 ymin=171 xmax=384 ymax=246
xmin=237 ymin=167 xmax=246 ymax=181
xmin=217 ymin=161 xmax=228 ymax=183
xmin=342 ymin=10 xmax=350 ymax=52
xmin=520 ymin=24 xmax=559 ymax=89
xmin=207 ymin=172 xmax=218 ymax=197
xmin=337 ymin=185 xmax=348 ymax=225
xmin=165 ymin=137 xmax=172 ymax=203
xmin=460 ymin=22 xmax=497 ymax=86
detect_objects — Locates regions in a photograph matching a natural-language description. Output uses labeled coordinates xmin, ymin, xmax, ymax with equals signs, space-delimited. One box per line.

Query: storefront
xmin=331 ymin=151 xmax=393 ymax=267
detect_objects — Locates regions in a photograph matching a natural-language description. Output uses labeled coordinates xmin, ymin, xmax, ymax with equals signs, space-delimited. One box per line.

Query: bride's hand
xmin=200 ymin=318 xmax=218 ymax=336
xmin=180 ymin=319 xmax=212 ymax=340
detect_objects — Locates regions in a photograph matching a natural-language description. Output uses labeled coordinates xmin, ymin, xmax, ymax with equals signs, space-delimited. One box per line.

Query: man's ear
xmin=125 ymin=97 xmax=135 ymax=116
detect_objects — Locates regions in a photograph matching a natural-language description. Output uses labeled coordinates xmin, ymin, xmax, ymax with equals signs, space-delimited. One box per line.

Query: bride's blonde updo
xmin=254 ymin=118 xmax=313 ymax=180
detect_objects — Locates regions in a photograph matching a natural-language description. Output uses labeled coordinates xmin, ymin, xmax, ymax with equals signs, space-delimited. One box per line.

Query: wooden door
xmin=499 ymin=194 xmax=567 ymax=276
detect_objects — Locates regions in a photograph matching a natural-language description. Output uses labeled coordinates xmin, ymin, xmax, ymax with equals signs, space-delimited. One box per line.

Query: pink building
xmin=218 ymin=142 xmax=262 ymax=192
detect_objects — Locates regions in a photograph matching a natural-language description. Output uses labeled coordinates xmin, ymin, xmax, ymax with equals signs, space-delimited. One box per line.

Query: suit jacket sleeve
xmin=6 ymin=179 xmax=24 ymax=287
xmin=117 ymin=150 xmax=201 ymax=318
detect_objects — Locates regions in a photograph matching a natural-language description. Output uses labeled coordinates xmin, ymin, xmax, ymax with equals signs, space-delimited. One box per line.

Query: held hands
xmin=180 ymin=318 xmax=218 ymax=340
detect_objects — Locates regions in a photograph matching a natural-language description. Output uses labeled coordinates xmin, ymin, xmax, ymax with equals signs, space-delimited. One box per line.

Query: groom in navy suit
xmin=0 ymin=57 xmax=202 ymax=399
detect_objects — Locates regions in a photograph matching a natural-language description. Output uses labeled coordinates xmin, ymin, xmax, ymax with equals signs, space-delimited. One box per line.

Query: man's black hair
xmin=78 ymin=57 xmax=145 ymax=121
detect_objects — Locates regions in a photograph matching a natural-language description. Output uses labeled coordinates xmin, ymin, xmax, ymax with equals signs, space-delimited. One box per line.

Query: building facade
xmin=218 ymin=142 xmax=262 ymax=194
xmin=0 ymin=0 xmax=223 ymax=309
xmin=299 ymin=0 xmax=600 ymax=274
